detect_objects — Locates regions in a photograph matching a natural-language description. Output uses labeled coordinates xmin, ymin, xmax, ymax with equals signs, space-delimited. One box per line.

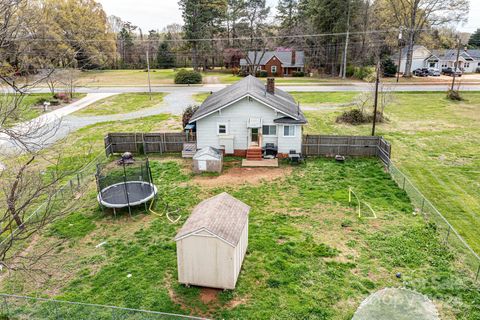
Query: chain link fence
xmin=0 ymin=294 xmax=206 ymax=320
xmin=386 ymin=160 xmax=480 ymax=282
xmin=0 ymin=148 xmax=110 ymax=250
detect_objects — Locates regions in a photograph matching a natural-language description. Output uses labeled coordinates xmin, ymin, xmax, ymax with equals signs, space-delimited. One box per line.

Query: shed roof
xmin=189 ymin=75 xmax=307 ymax=124
xmin=174 ymin=193 xmax=250 ymax=246
xmin=193 ymin=146 xmax=222 ymax=160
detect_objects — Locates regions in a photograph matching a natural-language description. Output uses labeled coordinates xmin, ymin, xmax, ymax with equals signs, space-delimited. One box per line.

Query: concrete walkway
xmin=0 ymin=93 xmax=117 ymax=155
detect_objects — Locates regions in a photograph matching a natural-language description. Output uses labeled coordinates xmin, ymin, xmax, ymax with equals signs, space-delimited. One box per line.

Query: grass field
xmin=1 ymin=91 xmax=479 ymax=319
xmin=3 ymin=93 xmax=85 ymax=126
xmin=77 ymin=69 xmax=355 ymax=86
xmin=1 ymin=150 xmax=478 ymax=319
xmin=296 ymin=91 xmax=480 ymax=255
xmin=74 ymin=93 xmax=166 ymax=116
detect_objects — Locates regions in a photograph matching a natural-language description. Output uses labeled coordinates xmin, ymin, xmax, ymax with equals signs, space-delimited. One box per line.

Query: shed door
xmin=198 ymin=160 xmax=207 ymax=171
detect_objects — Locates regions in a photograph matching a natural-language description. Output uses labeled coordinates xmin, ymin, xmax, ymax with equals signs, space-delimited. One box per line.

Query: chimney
xmin=266 ymin=78 xmax=275 ymax=94
xmin=291 ymin=50 xmax=296 ymax=66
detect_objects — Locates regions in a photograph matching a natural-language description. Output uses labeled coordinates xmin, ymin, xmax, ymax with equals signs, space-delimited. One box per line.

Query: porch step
xmin=246 ymin=148 xmax=263 ymax=161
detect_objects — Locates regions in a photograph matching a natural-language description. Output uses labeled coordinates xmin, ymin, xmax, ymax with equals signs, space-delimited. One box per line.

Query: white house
xmin=393 ymin=45 xmax=480 ymax=74
xmin=188 ymin=75 xmax=307 ymax=160
xmin=174 ymin=192 xmax=249 ymax=290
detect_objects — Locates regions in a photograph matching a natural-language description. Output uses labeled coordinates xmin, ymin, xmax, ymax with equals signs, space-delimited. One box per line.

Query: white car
xmin=428 ymin=68 xmax=441 ymax=76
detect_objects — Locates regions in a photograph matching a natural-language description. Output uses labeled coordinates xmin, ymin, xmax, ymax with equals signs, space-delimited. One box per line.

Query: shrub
xmin=382 ymin=58 xmax=397 ymax=77
xmin=336 ymin=109 xmax=385 ymax=125
xmin=346 ymin=65 xmax=356 ymax=78
xmin=353 ymin=66 xmax=375 ymax=80
xmin=174 ymin=69 xmax=202 ymax=84
xmin=292 ymin=71 xmax=305 ymax=77
xmin=255 ymin=70 xmax=268 ymax=77
xmin=237 ymin=69 xmax=250 ymax=77
xmin=182 ymin=105 xmax=199 ymax=128
xmin=49 ymin=99 xmax=60 ymax=106
xmin=54 ymin=92 xmax=71 ymax=103
xmin=447 ymin=90 xmax=463 ymax=101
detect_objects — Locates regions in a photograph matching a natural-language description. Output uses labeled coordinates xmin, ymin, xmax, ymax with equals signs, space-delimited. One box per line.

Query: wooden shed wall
xmin=177 ymin=232 xmax=237 ymax=289
xmin=233 ymin=219 xmax=249 ymax=284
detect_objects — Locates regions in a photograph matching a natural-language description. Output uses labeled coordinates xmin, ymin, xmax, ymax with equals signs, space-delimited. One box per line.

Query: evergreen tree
xmin=179 ymin=0 xmax=227 ymax=70
xmin=157 ymin=42 xmax=175 ymax=69
xmin=276 ymin=0 xmax=298 ymax=42
xmin=468 ymin=28 xmax=480 ymax=48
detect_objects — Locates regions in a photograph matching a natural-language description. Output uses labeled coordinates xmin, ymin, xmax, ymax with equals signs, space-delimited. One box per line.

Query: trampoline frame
xmin=95 ymin=157 xmax=157 ymax=216
xmin=97 ymin=181 xmax=158 ymax=209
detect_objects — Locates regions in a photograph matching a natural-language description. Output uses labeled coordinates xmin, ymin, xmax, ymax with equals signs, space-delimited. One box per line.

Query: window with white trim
xmin=262 ymin=125 xmax=277 ymax=136
xmin=271 ymin=65 xmax=277 ymax=74
xmin=217 ymin=123 xmax=227 ymax=135
xmin=283 ymin=125 xmax=295 ymax=137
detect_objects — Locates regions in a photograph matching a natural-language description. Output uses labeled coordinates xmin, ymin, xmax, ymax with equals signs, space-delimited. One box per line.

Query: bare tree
xmin=0 ymin=0 xmax=90 ymax=271
xmin=387 ymin=0 xmax=468 ymax=77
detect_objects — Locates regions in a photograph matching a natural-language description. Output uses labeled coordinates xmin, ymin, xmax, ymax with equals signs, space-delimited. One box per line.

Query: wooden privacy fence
xmin=302 ymin=135 xmax=391 ymax=164
xmin=105 ymin=132 xmax=391 ymax=164
xmin=104 ymin=132 xmax=196 ymax=156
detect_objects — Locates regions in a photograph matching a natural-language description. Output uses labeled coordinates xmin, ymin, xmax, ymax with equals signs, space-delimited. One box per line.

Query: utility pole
xmin=396 ymin=28 xmax=403 ymax=83
xmin=451 ymin=36 xmax=461 ymax=92
xmin=146 ymin=48 xmax=152 ymax=100
xmin=372 ymin=60 xmax=380 ymax=136
xmin=342 ymin=0 xmax=351 ymax=79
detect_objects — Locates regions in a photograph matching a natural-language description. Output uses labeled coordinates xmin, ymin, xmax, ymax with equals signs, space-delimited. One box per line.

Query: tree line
xmin=0 ymin=0 xmax=474 ymax=78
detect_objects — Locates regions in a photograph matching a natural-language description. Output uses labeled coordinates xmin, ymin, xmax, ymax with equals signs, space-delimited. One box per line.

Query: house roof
xmin=189 ymin=75 xmax=307 ymax=124
xmin=174 ymin=192 xmax=250 ymax=247
xmin=392 ymin=45 xmax=430 ymax=60
xmin=466 ymin=49 xmax=480 ymax=59
xmin=239 ymin=50 xmax=304 ymax=67
xmin=193 ymin=146 xmax=222 ymax=160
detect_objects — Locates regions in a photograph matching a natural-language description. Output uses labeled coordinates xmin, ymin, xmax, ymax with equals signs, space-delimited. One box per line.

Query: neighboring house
xmin=239 ymin=49 xmax=305 ymax=77
xmin=393 ymin=45 xmax=480 ymax=73
xmin=188 ymin=75 xmax=307 ymax=159
xmin=392 ymin=45 xmax=432 ymax=73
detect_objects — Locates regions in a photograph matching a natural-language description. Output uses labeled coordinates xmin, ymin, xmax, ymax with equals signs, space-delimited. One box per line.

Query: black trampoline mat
xmin=100 ymin=182 xmax=155 ymax=206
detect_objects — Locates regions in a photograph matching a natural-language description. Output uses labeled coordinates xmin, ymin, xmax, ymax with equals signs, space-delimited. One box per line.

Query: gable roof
xmin=193 ymin=146 xmax=222 ymax=160
xmin=466 ymin=49 xmax=480 ymax=60
xmin=392 ymin=45 xmax=431 ymax=61
xmin=189 ymin=75 xmax=307 ymax=124
xmin=174 ymin=192 xmax=250 ymax=247
xmin=239 ymin=50 xmax=304 ymax=67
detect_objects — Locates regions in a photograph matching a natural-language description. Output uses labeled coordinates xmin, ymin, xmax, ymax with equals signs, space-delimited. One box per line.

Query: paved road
xmin=28 ymin=83 xmax=480 ymax=94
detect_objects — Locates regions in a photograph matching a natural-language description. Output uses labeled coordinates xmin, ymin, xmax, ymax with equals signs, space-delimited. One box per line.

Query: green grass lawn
xmin=2 ymin=156 xmax=478 ymax=319
xmin=74 ymin=93 xmax=166 ymax=116
xmin=297 ymin=91 xmax=480 ymax=255
xmin=2 ymin=93 xmax=86 ymax=126
xmin=77 ymin=69 xmax=357 ymax=86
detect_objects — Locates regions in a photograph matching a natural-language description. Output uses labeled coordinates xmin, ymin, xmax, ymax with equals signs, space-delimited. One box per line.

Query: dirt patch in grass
xmin=199 ymin=288 xmax=220 ymax=304
xmin=192 ymin=166 xmax=293 ymax=187
xmin=226 ymin=294 xmax=250 ymax=309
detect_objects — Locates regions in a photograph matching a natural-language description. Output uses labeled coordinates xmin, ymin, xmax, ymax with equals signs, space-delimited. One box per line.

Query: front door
xmin=251 ymin=128 xmax=259 ymax=145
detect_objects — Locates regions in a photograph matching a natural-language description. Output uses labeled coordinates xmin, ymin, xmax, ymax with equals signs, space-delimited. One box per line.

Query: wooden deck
xmin=241 ymin=159 xmax=279 ymax=167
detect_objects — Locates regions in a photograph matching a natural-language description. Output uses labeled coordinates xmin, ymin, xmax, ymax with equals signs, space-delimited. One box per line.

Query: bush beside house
xmin=175 ymin=70 xmax=202 ymax=84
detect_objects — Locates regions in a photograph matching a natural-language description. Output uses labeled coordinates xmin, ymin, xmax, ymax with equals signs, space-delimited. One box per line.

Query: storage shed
xmin=174 ymin=192 xmax=250 ymax=289
xmin=192 ymin=146 xmax=223 ymax=174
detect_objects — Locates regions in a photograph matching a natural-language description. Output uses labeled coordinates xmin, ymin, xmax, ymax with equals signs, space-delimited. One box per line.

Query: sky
xmin=98 ymin=0 xmax=479 ymax=33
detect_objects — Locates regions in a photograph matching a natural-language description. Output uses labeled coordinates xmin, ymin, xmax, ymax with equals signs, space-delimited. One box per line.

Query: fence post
xmin=402 ymin=176 xmax=406 ymax=190
xmin=421 ymin=198 xmax=425 ymax=214
xmin=476 ymin=264 xmax=480 ymax=282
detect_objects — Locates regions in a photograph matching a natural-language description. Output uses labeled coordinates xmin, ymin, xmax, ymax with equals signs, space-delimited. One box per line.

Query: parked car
xmin=441 ymin=67 xmax=462 ymax=77
xmin=428 ymin=68 xmax=441 ymax=76
xmin=413 ymin=68 xmax=429 ymax=77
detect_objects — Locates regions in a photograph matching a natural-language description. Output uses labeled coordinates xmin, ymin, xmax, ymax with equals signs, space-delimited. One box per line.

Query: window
xmin=465 ymin=62 xmax=470 ymax=68
xmin=262 ymin=125 xmax=277 ymax=136
xmin=271 ymin=66 xmax=277 ymax=74
xmin=283 ymin=125 xmax=295 ymax=137
xmin=217 ymin=123 xmax=227 ymax=135
xmin=478 ymin=62 xmax=480 ymax=66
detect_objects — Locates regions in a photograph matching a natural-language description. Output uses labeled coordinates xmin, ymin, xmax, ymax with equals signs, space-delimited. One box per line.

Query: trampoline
xmin=96 ymin=157 xmax=157 ymax=216
xmin=97 ymin=181 xmax=157 ymax=209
